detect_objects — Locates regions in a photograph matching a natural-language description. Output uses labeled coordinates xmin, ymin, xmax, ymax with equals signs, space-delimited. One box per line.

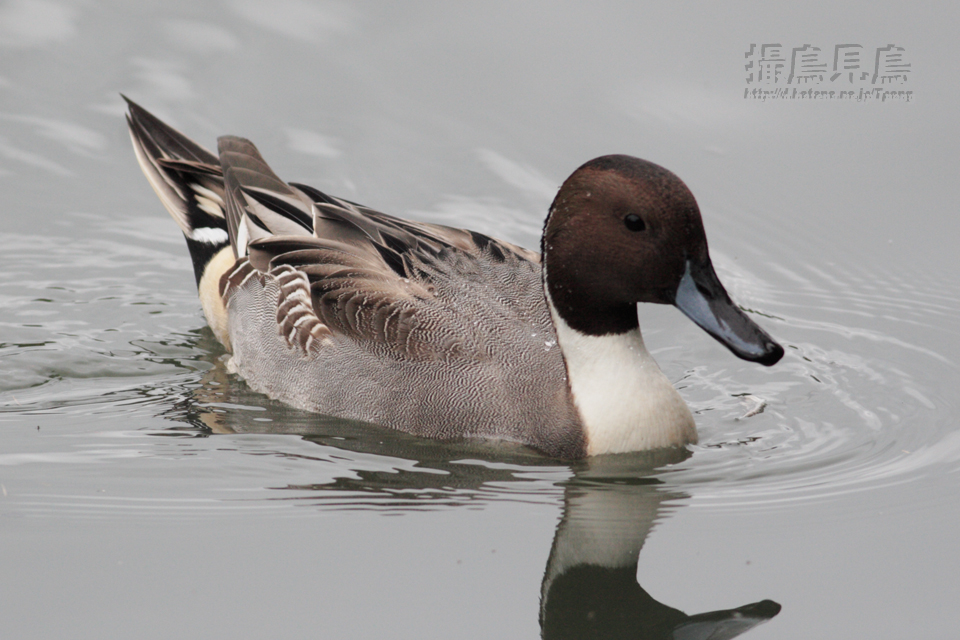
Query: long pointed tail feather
xmin=125 ymin=97 xmax=236 ymax=349
xmin=124 ymin=96 xmax=232 ymax=284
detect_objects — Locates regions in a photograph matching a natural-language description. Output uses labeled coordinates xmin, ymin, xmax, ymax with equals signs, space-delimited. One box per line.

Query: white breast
xmin=548 ymin=299 xmax=697 ymax=455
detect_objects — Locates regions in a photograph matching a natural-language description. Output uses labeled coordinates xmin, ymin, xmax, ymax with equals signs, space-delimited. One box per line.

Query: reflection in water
xmin=166 ymin=355 xmax=781 ymax=638
xmin=542 ymin=461 xmax=779 ymax=639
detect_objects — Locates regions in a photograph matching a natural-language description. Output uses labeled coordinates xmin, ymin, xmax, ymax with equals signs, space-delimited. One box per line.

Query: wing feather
xmin=217 ymin=136 xmax=315 ymax=256
xmin=207 ymin=134 xmax=541 ymax=360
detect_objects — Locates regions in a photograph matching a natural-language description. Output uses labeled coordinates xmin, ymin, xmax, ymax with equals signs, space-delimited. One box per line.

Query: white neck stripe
xmin=546 ymin=294 xmax=697 ymax=454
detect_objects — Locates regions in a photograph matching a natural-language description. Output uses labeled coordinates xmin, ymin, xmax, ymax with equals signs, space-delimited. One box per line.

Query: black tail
xmin=124 ymin=96 xmax=231 ymax=286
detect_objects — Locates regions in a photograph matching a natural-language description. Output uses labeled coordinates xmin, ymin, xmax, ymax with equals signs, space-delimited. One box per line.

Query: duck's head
xmin=543 ymin=154 xmax=783 ymax=366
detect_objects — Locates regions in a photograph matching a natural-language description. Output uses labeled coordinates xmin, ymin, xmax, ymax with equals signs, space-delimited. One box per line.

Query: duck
xmin=124 ymin=97 xmax=783 ymax=459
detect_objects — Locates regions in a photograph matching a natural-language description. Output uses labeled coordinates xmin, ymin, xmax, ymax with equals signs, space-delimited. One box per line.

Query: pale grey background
xmin=2 ymin=1 xmax=958 ymax=638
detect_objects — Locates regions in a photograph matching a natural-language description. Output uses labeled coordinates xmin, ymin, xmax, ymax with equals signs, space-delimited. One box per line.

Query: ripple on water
xmin=657 ymin=251 xmax=960 ymax=511
xmin=0 ymin=220 xmax=202 ymax=393
xmin=3 ymin=210 xmax=959 ymax=519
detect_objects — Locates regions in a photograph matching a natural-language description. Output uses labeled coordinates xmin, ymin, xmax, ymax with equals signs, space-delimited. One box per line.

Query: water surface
xmin=2 ymin=2 xmax=959 ymax=638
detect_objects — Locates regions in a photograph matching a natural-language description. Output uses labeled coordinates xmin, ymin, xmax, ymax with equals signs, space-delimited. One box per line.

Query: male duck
xmin=125 ymin=98 xmax=783 ymax=459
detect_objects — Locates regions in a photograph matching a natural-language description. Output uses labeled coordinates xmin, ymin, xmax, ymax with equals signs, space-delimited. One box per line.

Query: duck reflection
xmin=541 ymin=455 xmax=780 ymax=639
xmin=158 ymin=338 xmax=780 ymax=637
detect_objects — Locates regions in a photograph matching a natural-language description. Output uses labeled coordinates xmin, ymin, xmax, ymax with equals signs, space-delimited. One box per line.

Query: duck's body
xmin=220 ymin=213 xmax=589 ymax=458
xmin=126 ymin=98 xmax=782 ymax=459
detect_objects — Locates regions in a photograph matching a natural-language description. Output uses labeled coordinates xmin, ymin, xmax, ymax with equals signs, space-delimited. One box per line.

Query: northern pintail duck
xmin=125 ymin=98 xmax=783 ymax=459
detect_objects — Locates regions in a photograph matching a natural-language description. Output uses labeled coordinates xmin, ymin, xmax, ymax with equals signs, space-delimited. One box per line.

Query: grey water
xmin=2 ymin=2 xmax=959 ymax=638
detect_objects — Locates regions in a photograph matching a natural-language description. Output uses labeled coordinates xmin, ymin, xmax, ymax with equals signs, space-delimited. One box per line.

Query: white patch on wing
xmin=547 ymin=296 xmax=697 ymax=455
xmin=191 ymin=183 xmax=224 ymax=206
xmin=191 ymin=183 xmax=225 ymax=219
xmin=189 ymin=226 xmax=229 ymax=244
xmin=195 ymin=196 xmax=222 ymax=218
xmin=236 ymin=220 xmax=249 ymax=255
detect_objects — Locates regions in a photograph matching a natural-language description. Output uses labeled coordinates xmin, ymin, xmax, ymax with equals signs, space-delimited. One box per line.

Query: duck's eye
xmin=623 ymin=213 xmax=645 ymax=232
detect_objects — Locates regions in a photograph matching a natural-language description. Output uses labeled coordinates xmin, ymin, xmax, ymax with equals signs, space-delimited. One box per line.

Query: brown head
xmin=543 ymin=155 xmax=783 ymax=365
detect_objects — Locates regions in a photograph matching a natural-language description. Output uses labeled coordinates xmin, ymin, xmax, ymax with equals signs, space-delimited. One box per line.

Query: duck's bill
xmin=673 ymin=259 xmax=784 ymax=366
